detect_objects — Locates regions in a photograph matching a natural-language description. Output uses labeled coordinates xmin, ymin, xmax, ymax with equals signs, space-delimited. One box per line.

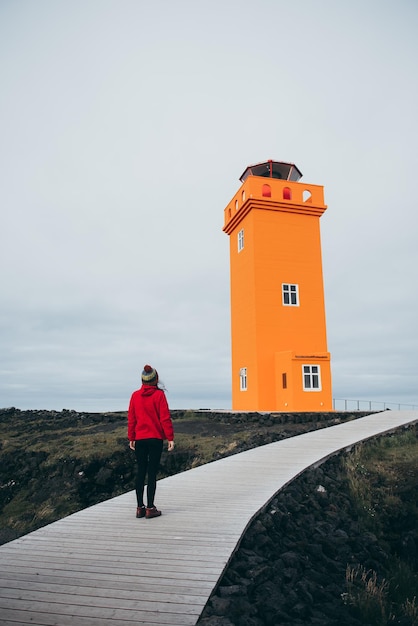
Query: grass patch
xmin=345 ymin=565 xmax=389 ymax=625
xmin=342 ymin=426 xmax=418 ymax=624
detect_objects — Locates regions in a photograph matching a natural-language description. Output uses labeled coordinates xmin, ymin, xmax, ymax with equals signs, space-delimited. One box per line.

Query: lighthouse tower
xmin=223 ymin=160 xmax=332 ymax=412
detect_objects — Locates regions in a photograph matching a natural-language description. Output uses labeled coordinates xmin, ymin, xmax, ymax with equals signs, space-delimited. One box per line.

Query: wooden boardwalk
xmin=0 ymin=410 xmax=417 ymax=625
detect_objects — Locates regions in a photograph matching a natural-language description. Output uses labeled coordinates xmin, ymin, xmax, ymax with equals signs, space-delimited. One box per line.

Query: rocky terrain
xmin=197 ymin=430 xmax=418 ymax=626
xmin=1 ymin=408 xmax=417 ymax=625
xmin=0 ymin=406 xmax=360 ymax=545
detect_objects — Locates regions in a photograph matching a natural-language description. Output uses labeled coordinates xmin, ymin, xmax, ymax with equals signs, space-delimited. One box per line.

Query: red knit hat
xmin=141 ymin=364 xmax=158 ymax=385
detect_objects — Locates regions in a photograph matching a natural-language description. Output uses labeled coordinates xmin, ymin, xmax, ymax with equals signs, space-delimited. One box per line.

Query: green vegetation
xmin=0 ymin=410 xmax=131 ymax=541
xmin=342 ymin=429 xmax=418 ymax=625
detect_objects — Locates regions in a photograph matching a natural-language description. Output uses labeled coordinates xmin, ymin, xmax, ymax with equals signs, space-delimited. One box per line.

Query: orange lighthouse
xmin=223 ymin=160 xmax=332 ymax=412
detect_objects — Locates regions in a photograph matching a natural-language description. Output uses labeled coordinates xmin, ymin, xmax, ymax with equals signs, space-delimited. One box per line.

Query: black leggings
xmin=134 ymin=438 xmax=163 ymax=508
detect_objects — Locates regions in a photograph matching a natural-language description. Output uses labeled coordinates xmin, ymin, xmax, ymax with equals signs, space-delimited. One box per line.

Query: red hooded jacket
xmin=128 ymin=384 xmax=174 ymax=442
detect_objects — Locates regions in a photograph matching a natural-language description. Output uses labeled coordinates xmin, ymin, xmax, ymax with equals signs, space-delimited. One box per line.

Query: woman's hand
xmin=129 ymin=441 xmax=136 ymax=450
xmin=167 ymin=440 xmax=175 ymax=452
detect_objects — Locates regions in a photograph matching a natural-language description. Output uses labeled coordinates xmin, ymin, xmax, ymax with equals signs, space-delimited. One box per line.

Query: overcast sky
xmin=1 ymin=0 xmax=417 ymax=412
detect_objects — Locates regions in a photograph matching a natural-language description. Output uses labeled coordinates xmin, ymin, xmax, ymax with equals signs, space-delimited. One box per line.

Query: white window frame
xmin=239 ymin=367 xmax=247 ymax=391
xmin=238 ymin=229 xmax=244 ymax=252
xmin=282 ymin=283 xmax=299 ymax=306
xmin=302 ymin=365 xmax=321 ymax=391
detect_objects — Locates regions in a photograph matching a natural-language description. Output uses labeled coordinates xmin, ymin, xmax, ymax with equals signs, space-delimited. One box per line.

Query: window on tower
xmin=302 ymin=365 xmax=321 ymax=391
xmin=238 ymin=229 xmax=244 ymax=252
xmin=282 ymin=283 xmax=299 ymax=306
xmin=262 ymin=184 xmax=271 ymax=197
xmin=239 ymin=367 xmax=247 ymax=391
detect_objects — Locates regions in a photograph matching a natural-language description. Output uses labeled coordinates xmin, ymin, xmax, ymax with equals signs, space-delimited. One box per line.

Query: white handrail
xmin=333 ymin=398 xmax=418 ymax=411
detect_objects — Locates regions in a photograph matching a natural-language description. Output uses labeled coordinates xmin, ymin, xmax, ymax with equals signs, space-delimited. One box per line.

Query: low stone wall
xmin=171 ymin=410 xmax=374 ymax=428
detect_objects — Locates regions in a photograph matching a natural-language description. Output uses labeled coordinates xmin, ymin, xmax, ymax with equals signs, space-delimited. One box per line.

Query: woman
xmin=128 ymin=364 xmax=175 ymax=519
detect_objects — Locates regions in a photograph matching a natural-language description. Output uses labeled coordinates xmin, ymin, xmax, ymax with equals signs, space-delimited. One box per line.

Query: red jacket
xmin=128 ymin=385 xmax=174 ymax=442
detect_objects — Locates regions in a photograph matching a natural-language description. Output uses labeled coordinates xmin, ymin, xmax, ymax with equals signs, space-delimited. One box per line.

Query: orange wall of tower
xmin=224 ymin=175 xmax=332 ymax=412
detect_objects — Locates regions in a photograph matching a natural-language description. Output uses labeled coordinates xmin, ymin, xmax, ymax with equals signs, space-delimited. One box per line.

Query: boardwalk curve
xmin=0 ymin=410 xmax=417 ymax=625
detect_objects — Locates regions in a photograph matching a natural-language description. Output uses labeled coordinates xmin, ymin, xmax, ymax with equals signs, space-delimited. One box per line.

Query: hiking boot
xmin=146 ymin=506 xmax=162 ymax=519
xmin=136 ymin=506 xmax=146 ymax=518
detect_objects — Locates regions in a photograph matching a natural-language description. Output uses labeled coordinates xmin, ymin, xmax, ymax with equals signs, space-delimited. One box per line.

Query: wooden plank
xmin=1 ymin=528 xmax=237 ymax=546
xmin=0 ymin=605 xmax=197 ymax=625
xmin=0 ymin=570 xmax=210 ymax=595
xmin=0 ymin=543 xmax=230 ymax=561
xmin=2 ymin=565 xmax=218 ymax=595
xmin=0 ymin=559 xmax=220 ymax=583
xmin=0 ymin=589 xmax=203 ymax=615
xmin=0 ymin=588 xmax=203 ymax=611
